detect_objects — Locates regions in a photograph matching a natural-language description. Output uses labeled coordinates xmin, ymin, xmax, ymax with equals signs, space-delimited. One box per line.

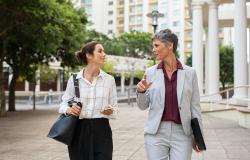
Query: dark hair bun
xmin=75 ymin=51 xmax=84 ymax=64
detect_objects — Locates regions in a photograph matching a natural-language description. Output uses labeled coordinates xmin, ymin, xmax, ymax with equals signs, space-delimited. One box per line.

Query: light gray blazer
xmin=137 ymin=63 xmax=202 ymax=136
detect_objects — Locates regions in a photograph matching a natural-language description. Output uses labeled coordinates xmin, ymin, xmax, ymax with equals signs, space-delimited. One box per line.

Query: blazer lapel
xmin=155 ymin=68 xmax=165 ymax=101
xmin=177 ymin=69 xmax=185 ymax=106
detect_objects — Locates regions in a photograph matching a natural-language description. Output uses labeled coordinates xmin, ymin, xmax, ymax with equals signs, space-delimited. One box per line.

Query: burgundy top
xmin=157 ymin=60 xmax=183 ymax=124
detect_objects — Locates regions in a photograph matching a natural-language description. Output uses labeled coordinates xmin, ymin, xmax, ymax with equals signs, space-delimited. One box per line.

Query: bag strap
xmin=72 ymin=74 xmax=80 ymax=98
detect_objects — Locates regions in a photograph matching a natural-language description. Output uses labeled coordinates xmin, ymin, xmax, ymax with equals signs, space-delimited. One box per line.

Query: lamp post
xmin=128 ymin=62 xmax=135 ymax=106
xmin=147 ymin=10 xmax=164 ymax=64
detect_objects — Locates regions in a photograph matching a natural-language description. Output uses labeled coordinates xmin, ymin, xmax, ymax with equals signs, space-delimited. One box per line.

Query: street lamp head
xmin=146 ymin=10 xmax=164 ymax=26
xmin=147 ymin=10 xmax=164 ymax=65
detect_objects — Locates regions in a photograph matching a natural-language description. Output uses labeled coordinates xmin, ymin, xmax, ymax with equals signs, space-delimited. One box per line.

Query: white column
xmin=207 ymin=2 xmax=221 ymax=99
xmin=205 ymin=29 xmax=209 ymax=94
xmin=35 ymin=70 xmax=40 ymax=92
xmin=249 ymin=29 xmax=250 ymax=109
xmin=233 ymin=0 xmax=248 ymax=99
xmin=223 ymin=28 xmax=232 ymax=46
xmin=121 ymin=72 xmax=125 ymax=93
xmin=57 ymin=70 xmax=60 ymax=92
xmin=192 ymin=2 xmax=204 ymax=94
xmin=25 ymin=80 xmax=29 ymax=91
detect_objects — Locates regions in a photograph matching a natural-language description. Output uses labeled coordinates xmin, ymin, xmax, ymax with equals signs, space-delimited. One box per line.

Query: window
xmin=119 ymin=0 xmax=124 ymax=5
xmin=137 ymin=16 xmax=142 ymax=22
xmin=130 ymin=6 xmax=142 ymax=13
xmin=119 ymin=20 xmax=124 ymax=24
xmin=173 ymin=9 xmax=180 ymax=16
xmin=108 ymin=20 xmax=113 ymax=24
xmin=129 ymin=16 xmax=136 ymax=23
xmin=108 ymin=30 xmax=113 ymax=34
xmin=82 ymin=0 xmax=92 ymax=3
xmin=186 ymin=21 xmax=192 ymax=28
xmin=186 ymin=43 xmax=192 ymax=49
xmin=160 ymin=2 xmax=168 ymax=8
xmin=129 ymin=25 xmax=142 ymax=31
xmin=137 ymin=25 xmax=143 ymax=31
xmin=130 ymin=0 xmax=135 ymax=3
xmin=151 ymin=3 xmax=158 ymax=10
xmin=108 ymin=1 xmax=113 ymax=5
xmin=108 ymin=11 xmax=113 ymax=15
xmin=85 ymin=6 xmax=92 ymax=14
xmin=119 ymin=10 xmax=124 ymax=14
xmin=129 ymin=26 xmax=136 ymax=31
xmin=130 ymin=7 xmax=136 ymax=13
xmin=160 ymin=23 xmax=168 ymax=29
xmin=173 ymin=0 xmax=180 ymax=6
xmin=137 ymin=6 xmax=143 ymax=13
xmin=129 ymin=16 xmax=142 ymax=23
xmin=175 ymin=32 xmax=180 ymax=37
xmin=173 ymin=21 xmax=180 ymax=27
xmin=186 ymin=31 xmax=192 ymax=37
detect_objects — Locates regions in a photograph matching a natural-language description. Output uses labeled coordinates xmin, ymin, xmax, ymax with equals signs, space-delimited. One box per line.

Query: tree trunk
xmin=32 ymin=82 xmax=36 ymax=110
xmin=0 ymin=39 xmax=6 ymax=117
xmin=222 ymin=81 xmax=226 ymax=98
xmin=0 ymin=56 xmax=6 ymax=117
xmin=8 ymin=69 xmax=19 ymax=111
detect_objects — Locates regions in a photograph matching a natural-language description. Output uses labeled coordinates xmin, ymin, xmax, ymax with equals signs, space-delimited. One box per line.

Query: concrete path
xmin=0 ymin=104 xmax=250 ymax=160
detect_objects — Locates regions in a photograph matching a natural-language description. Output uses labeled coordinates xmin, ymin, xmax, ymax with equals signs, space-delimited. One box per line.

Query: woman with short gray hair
xmin=136 ymin=29 xmax=203 ymax=160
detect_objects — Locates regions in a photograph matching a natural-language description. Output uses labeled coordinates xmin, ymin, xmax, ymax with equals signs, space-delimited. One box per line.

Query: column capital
xmin=192 ymin=2 xmax=204 ymax=10
xmin=207 ymin=1 xmax=218 ymax=9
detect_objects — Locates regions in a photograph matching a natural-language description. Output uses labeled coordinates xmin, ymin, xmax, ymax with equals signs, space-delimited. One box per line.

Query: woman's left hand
xmin=192 ymin=140 xmax=201 ymax=152
xmin=101 ymin=106 xmax=113 ymax=115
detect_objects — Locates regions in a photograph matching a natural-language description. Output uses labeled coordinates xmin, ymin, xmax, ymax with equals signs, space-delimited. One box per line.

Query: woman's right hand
xmin=66 ymin=105 xmax=81 ymax=116
xmin=136 ymin=75 xmax=152 ymax=93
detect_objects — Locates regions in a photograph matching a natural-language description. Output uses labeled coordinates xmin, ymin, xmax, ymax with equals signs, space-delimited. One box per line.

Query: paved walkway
xmin=0 ymin=104 xmax=250 ymax=160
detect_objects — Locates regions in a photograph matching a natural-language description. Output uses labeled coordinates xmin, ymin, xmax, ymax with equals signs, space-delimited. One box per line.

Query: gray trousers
xmin=144 ymin=121 xmax=192 ymax=160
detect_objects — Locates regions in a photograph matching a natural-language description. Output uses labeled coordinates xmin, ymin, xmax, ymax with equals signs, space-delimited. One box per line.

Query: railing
xmin=4 ymin=91 xmax=64 ymax=104
xmin=6 ymin=85 xmax=138 ymax=105
xmin=200 ymin=85 xmax=250 ymax=110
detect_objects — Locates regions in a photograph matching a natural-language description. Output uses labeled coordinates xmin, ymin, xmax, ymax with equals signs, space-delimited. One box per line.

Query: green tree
xmin=147 ymin=60 xmax=154 ymax=67
xmin=134 ymin=70 xmax=144 ymax=80
xmin=56 ymin=6 xmax=87 ymax=68
xmin=103 ymin=38 xmax=126 ymax=56
xmin=118 ymin=31 xmax=152 ymax=58
xmin=220 ymin=45 xmax=234 ymax=90
xmin=0 ymin=0 xmax=87 ymax=112
xmin=185 ymin=53 xmax=192 ymax=66
xmin=39 ymin=65 xmax=57 ymax=82
xmin=185 ymin=46 xmax=233 ymax=90
xmin=83 ymin=30 xmax=125 ymax=56
xmin=83 ymin=29 xmax=110 ymax=43
xmin=101 ymin=61 xmax=115 ymax=75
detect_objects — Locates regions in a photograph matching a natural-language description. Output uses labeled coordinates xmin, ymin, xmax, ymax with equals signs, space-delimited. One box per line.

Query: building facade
xmin=76 ymin=0 xmax=190 ymax=63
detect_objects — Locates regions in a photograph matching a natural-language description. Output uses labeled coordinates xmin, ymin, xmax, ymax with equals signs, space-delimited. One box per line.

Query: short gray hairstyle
xmin=152 ymin=29 xmax=178 ymax=53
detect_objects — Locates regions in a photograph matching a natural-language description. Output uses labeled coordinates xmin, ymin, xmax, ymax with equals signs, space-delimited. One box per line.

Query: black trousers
xmin=68 ymin=118 xmax=113 ymax=160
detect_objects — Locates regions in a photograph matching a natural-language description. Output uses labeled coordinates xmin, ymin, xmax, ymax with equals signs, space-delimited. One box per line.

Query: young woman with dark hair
xmin=59 ymin=41 xmax=117 ymax=160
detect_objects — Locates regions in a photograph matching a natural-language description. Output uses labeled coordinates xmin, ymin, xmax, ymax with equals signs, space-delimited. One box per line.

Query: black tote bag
xmin=47 ymin=74 xmax=81 ymax=146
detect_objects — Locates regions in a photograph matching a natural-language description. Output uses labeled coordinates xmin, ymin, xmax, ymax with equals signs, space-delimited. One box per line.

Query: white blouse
xmin=59 ymin=69 xmax=118 ymax=119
